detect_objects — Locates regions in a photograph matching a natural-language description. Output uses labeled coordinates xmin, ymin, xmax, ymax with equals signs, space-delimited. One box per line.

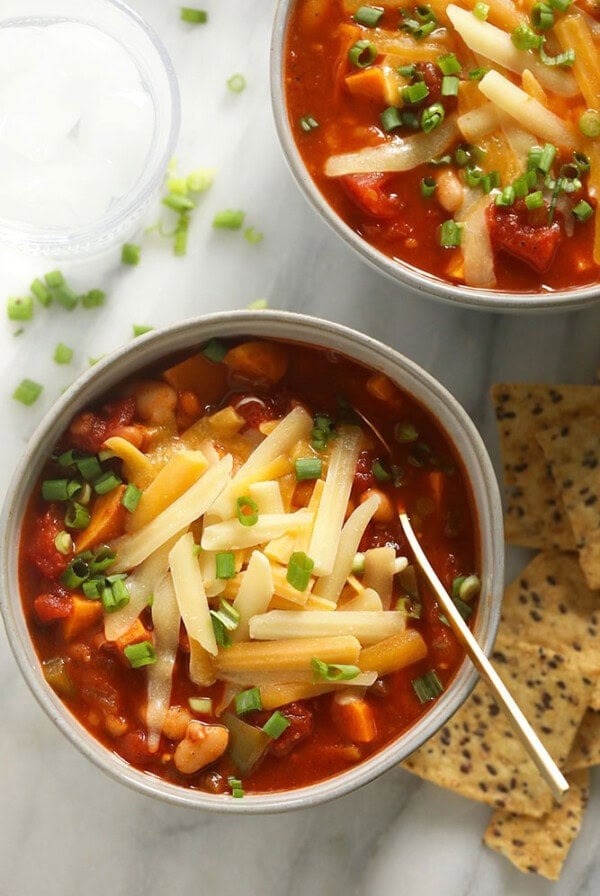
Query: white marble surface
xmin=1 ymin=2 xmax=600 ymax=894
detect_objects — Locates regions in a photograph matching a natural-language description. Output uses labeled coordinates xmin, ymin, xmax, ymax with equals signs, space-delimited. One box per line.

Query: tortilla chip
xmin=483 ymin=769 xmax=590 ymax=880
xmin=536 ymin=416 xmax=600 ymax=591
xmin=491 ymin=383 xmax=599 ymax=550
xmin=564 ymin=710 xmax=600 ymax=772
xmin=402 ymin=634 xmax=595 ymax=816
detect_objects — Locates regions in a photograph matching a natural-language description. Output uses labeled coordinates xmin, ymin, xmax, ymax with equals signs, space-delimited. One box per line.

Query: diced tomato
xmin=353 ymin=450 xmax=376 ymax=495
xmin=27 ymin=506 xmax=70 ymax=578
xmin=34 ymin=592 xmax=74 ymax=623
xmin=339 ymin=173 xmax=399 ymax=219
xmin=67 ymin=397 xmax=136 ymax=453
xmin=487 ymin=201 xmax=561 ymax=273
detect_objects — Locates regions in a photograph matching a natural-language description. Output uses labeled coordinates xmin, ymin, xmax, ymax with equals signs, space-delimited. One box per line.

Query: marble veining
xmin=1 ymin=2 xmax=600 ymax=894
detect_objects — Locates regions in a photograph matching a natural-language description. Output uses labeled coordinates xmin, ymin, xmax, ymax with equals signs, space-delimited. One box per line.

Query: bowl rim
xmin=269 ymin=0 xmax=600 ymax=314
xmin=0 ymin=0 xmax=181 ymax=257
xmin=0 ymin=310 xmax=504 ymax=812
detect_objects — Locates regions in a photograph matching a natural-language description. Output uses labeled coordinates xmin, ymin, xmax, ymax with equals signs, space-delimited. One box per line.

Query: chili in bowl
xmin=271 ymin=0 xmax=600 ymax=311
xmin=0 ymin=311 xmax=503 ymax=811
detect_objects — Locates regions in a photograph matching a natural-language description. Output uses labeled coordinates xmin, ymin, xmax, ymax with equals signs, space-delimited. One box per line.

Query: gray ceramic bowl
xmin=270 ymin=0 xmax=600 ymax=313
xmin=0 ymin=311 xmax=504 ymax=811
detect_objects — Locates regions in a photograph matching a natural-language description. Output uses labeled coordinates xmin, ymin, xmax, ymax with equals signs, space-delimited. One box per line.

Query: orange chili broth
xmin=19 ymin=338 xmax=479 ymax=794
xmin=284 ymin=0 xmax=600 ymax=293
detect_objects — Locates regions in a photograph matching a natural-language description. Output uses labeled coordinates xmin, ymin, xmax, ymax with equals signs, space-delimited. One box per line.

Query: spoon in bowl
xmin=398 ymin=510 xmax=569 ymax=803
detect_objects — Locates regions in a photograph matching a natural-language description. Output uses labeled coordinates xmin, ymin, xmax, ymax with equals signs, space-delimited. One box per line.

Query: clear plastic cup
xmin=0 ymin=0 xmax=180 ymax=258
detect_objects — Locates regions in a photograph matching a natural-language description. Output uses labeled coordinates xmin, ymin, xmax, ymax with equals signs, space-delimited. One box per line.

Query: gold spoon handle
xmin=399 ymin=512 xmax=569 ymax=803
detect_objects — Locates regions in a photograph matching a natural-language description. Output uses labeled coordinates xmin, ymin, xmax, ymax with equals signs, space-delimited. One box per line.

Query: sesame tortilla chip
xmin=401 ymin=634 xmax=595 ymax=817
xmin=500 ymin=551 xmax=600 ymax=709
xmin=491 ymin=384 xmax=600 ymax=550
xmin=483 ymin=769 xmax=590 ymax=881
xmin=565 ymin=710 xmax=600 ymax=773
xmin=536 ymin=415 xmax=600 ymax=591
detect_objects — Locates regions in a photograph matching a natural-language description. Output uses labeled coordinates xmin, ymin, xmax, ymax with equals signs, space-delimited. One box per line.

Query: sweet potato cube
xmin=63 ymin=595 xmax=103 ymax=641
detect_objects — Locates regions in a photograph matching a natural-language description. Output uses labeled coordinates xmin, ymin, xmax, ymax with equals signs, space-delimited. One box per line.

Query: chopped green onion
xmin=168 ymin=176 xmax=189 ymax=195
xmin=247 ymin=297 xmax=268 ymax=309
xmin=211 ymin=614 xmax=230 ymax=647
xmin=531 ymin=1 xmax=554 ymax=30
xmin=495 ymin=185 xmax=516 ymax=207
xmin=124 ymin=640 xmax=156 ymax=668
xmin=187 ymin=168 xmax=216 ymax=192
xmin=311 ymin=413 xmax=337 ymax=450
xmin=396 ymin=596 xmax=422 ymax=619
xmin=548 ymin=0 xmax=572 ymax=9
xmin=81 ymin=289 xmax=106 ymax=308
xmin=121 ymin=243 xmax=141 ymax=265
xmin=227 ymin=73 xmax=246 ymax=93
xmin=263 ymin=710 xmax=291 ymax=739
xmin=353 ymin=5 xmax=384 ymax=26
xmin=12 ymin=378 xmax=44 ymax=406
xmin=76 ymin=455 xmax=102 ymax=481
xmin=429 ymin=153 xmax=452 ymax=167
xmin=348 ymin=39 xmax=377 ymax=68
xmin=465 ymin=165 xmax=483 ymax=187
xmin=235 ymin=687 xmax=262 ymax=715
xmin=467 ymin=67 xmax=488 ymax=80
xmin=64 ymin=502 xmax=91 ymax=530
xmin=457 ymin=573 xmax=481 ymax=601
xmin=202 ymin=338 xmax=228 ymax=362
xmin=513 ymin=169 xmax=537 ymax=197
xmin=133 ymin=324 xmax=154 ymax=337
xmin=437 ymin=52 xmax=461 ymax=75
xmin=122 ymin=483 xmax=142 ymax=513
xmin=401 ymin=110 xmax=420 ymax=129
xmin=210 ymin=598 xmax=240 ymax=632
xmin=398 ymin=64 xmax=416 ymax=79
xmin=421 ymin=102 xmax=445 ymax=133
xmin=53 ymin=343 xmax=73 ymax=364
xmin=401 ymin=81 xmax=430 ymax=104
xmin=299 ymin=114 xmax=319 ymax=132
xmin=352 ymin=552 xmax=366 ymax=574
xmin=287 ymin=551 xmax=314 ymax=592
xmin=82 ymin=578 xmax=103 ymax=600
xmin=295 ymin=457 xmax=323 ymax=481
xmin=539 ymin=44 xmax=575 ymax=67
xmin=412 ymin=670 xmax=444 ymax=703
xmin=372 ymin=458 xmax=391 ymax=481
xmin=61 ymin=558 xmax=90 ymax=589
xmin=525 ymin=190 xmax=544 ymax=210
xmin=579 ymin=109 xmax=600 ymax=139
xmin=41 ymin=479 xmax=79 ymax=502
xmin=394 ymin=421 xmax=419 ymax=442
xmin=216 ymin=551 xmax=236 ymax=579
xmin=228 ymin=776 xmax=244 ymax=798
xmin=31 ymin=278 xmax=51 ymax=306
xmin=53 ymin=284 xmax=78 ymax=310
xmin=441 ymin=75 xmax=460 ymax=97
xmin=89 ymin=546 xmax=116 ymax=574
xmin=212 ymin=209 xmax=245 ymax=230
xmin=452 ymin=594 xmax=473 ymax=620
xmin=473 ymin=1 xmax=489 ymax=19
xmin=236 ymin=495 xmax=259 ymax=526
xmin=54 ymin=531 xmax=73 ymax=555
xmin=481 ymin=170 xmax=500 ymax=193
xmin=180 ymin=7 xmax=207 ymax=23
xmin=102 ymin=578 xmax=130 ymax=613
xmin=311 ymin=657 xmax=361 ymax=682
xmin=173 ymin=213 xmax=190 ymax=256
xmin=573 ymin=199 xmax=594 ymax=222
xmin=439 ymin=219 xmax=463 ymax=247
xmin=163 ymin=193 xmax=195 ymax=212
xmin=93 ymin=471 xmax=122 ymax=495
xmin=189 ymin=697 xmax=213 ymax=714
xmin=44 ymin=270 xmax=64 ymax=288
xmin=8 ymin=296 xmax=33 ymax=321
xmin=538 ymin=142 xmax=557 ymax=174
xmin=244 ymin=226 xmax=264 ymax=244
xmin=420 ymin=176 xmax=437 ymax=198
xmin=380 ymin=106 xmax=403 ymax=132
xmin=511 ymin=23 xmax=543 ymax=50
xmin=400 ymin=5 xmax=438 ymax=39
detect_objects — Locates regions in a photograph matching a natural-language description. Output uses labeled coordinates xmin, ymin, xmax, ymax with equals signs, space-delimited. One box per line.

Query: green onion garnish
xmin=467 ymin=67 xmax=488 ymax=80
xmin=372 ymin=458 xmax=391 ymax=481
xmin=412 ymin=670 xmax=444 ymax=703
xmin=402 ymin=81 xmax=429 ymax=105
xmin=133 ymin=324 xmax=154 ymax=337
xmin=244 ymin=226 xmax=264 ymax=244
xmin=163 ymin=193 xmax=195 ymax=213
xmin=538 ymin=142 xmax=557 ymax=174
xmin=189 ymin=697 xmax=213 ymax=714
xmin=61 ymin=558 xmax=90 ymax=589
xmin=122 ymin=483 xmax=142 ymax=513
xmin=211 ymin=614 xmax=230 ymax=647
xmin=439 ymin=219 xmax=463 ymax=247
xmin=311 ymin=658 xmax=361 ymax=682
xmin=394 ymin=421 xmax=418 ymax=442
xmin=353 ymin=5 xmax=384 ymax=26
xmin=235 ymin=687 xmax=262 ymax=715
xmin=8 ymin=296 xmax=33 ymax=321
xmin=89 ymin=546 xmax=116 ymax=574
xmin=202 ymin=338 xmax=228 ymax=362
xmin=64 ymin=502 xmax=91 ymax=530
xmin=380 ymin=106 xmax=403 ymax=132
xmin=352 ymin=552 xmax=366 ymax=574
xmin=31 ymin=278 xmax=51 ymax=306
xmin=187 ymin=168 xmax=216 ymax=192
xmin=311 ymin=413 xmax=337 ymax=450
xmin=579 ymin=109 xmax=600 ymax=139
xmin=525 ymin=190 xmax=545 ymax=210
xmin=53 ymin=284 xmax=78 ymax=311
xmin=228 ymin=776 xmax=244 ymax=798
xmin=227 ymin=73 xmax=246 ymax=93
xmin=81 ymin=289 xmax=106 ymax=309
xmin=82 ymin=578 xmax=103 ymax=600
xmin=121 ymin=243 xmax=141 ymax=265
xmin=180 ymin=7 xmax=207 ymax=23
xmin=262 ymin=710 xmax=291 ymax=739
xmin=437 ymin=52 xmax=461 ymax=75
xmin=76 ymin=455 xmax=102 ymax=481
xmin=210 ymin=599 xmax=240 ymax=633
xmin=495 ymin=185 xmax=516 ymax=207
xmin=421 ymin=102 xmax=445 ymax=133
xmin=511 ymin=23 xmax=543 ymax=50
xmin=212 ymin=209 xmax=246 ymax=230
xmin=481 ymin=170 xmax=500 ymax=193
xmin=295 ymin=457 xmax=323 ymax=481
xmin=54 ymin=531 xmax=73 ymax=555
xmin=420 ymin=176 xmax=437 ymax=198
xmin=441 ymin=75 xmax=460 ymax=97
xmin=473 ymin=1 xmax=489 ymax=18
xmin=53 ymin=343 xmax=73 ymax=365
xmin=44 ymin=270 xmax=64 ymax=289
xmin=548 ymin=0 xmax=572 ymax=10
xmin=398 ymin=63 xmax=416 ymax=79
xmin=41 ymin=479 xmax=80 ymax=502
xmin=287 ymin=551 xmax=314 ymax=592
xmin=299 ymin=114 xmax=319 ymax=132
xmin=236 ymin=496 xmax=259 ymax=526
xmin=531 ymin=1 xmax=554 ymax=30
xmin=216 ymin=551 xmax=236 ymax=579
xmin=539 ymin=44 xmax=575 ymax=67
xmin=400 ymin=4 xmax=438 ymax=39
xmin=348 ymin=39 xmax=377 ymax=68
xmin=573 ymin=199 xmax=594 ymax=222
xmin=124 ymin=640 xmax=156 ymax=668
xmin=93 ymin=471 xmax=122 ymax=495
